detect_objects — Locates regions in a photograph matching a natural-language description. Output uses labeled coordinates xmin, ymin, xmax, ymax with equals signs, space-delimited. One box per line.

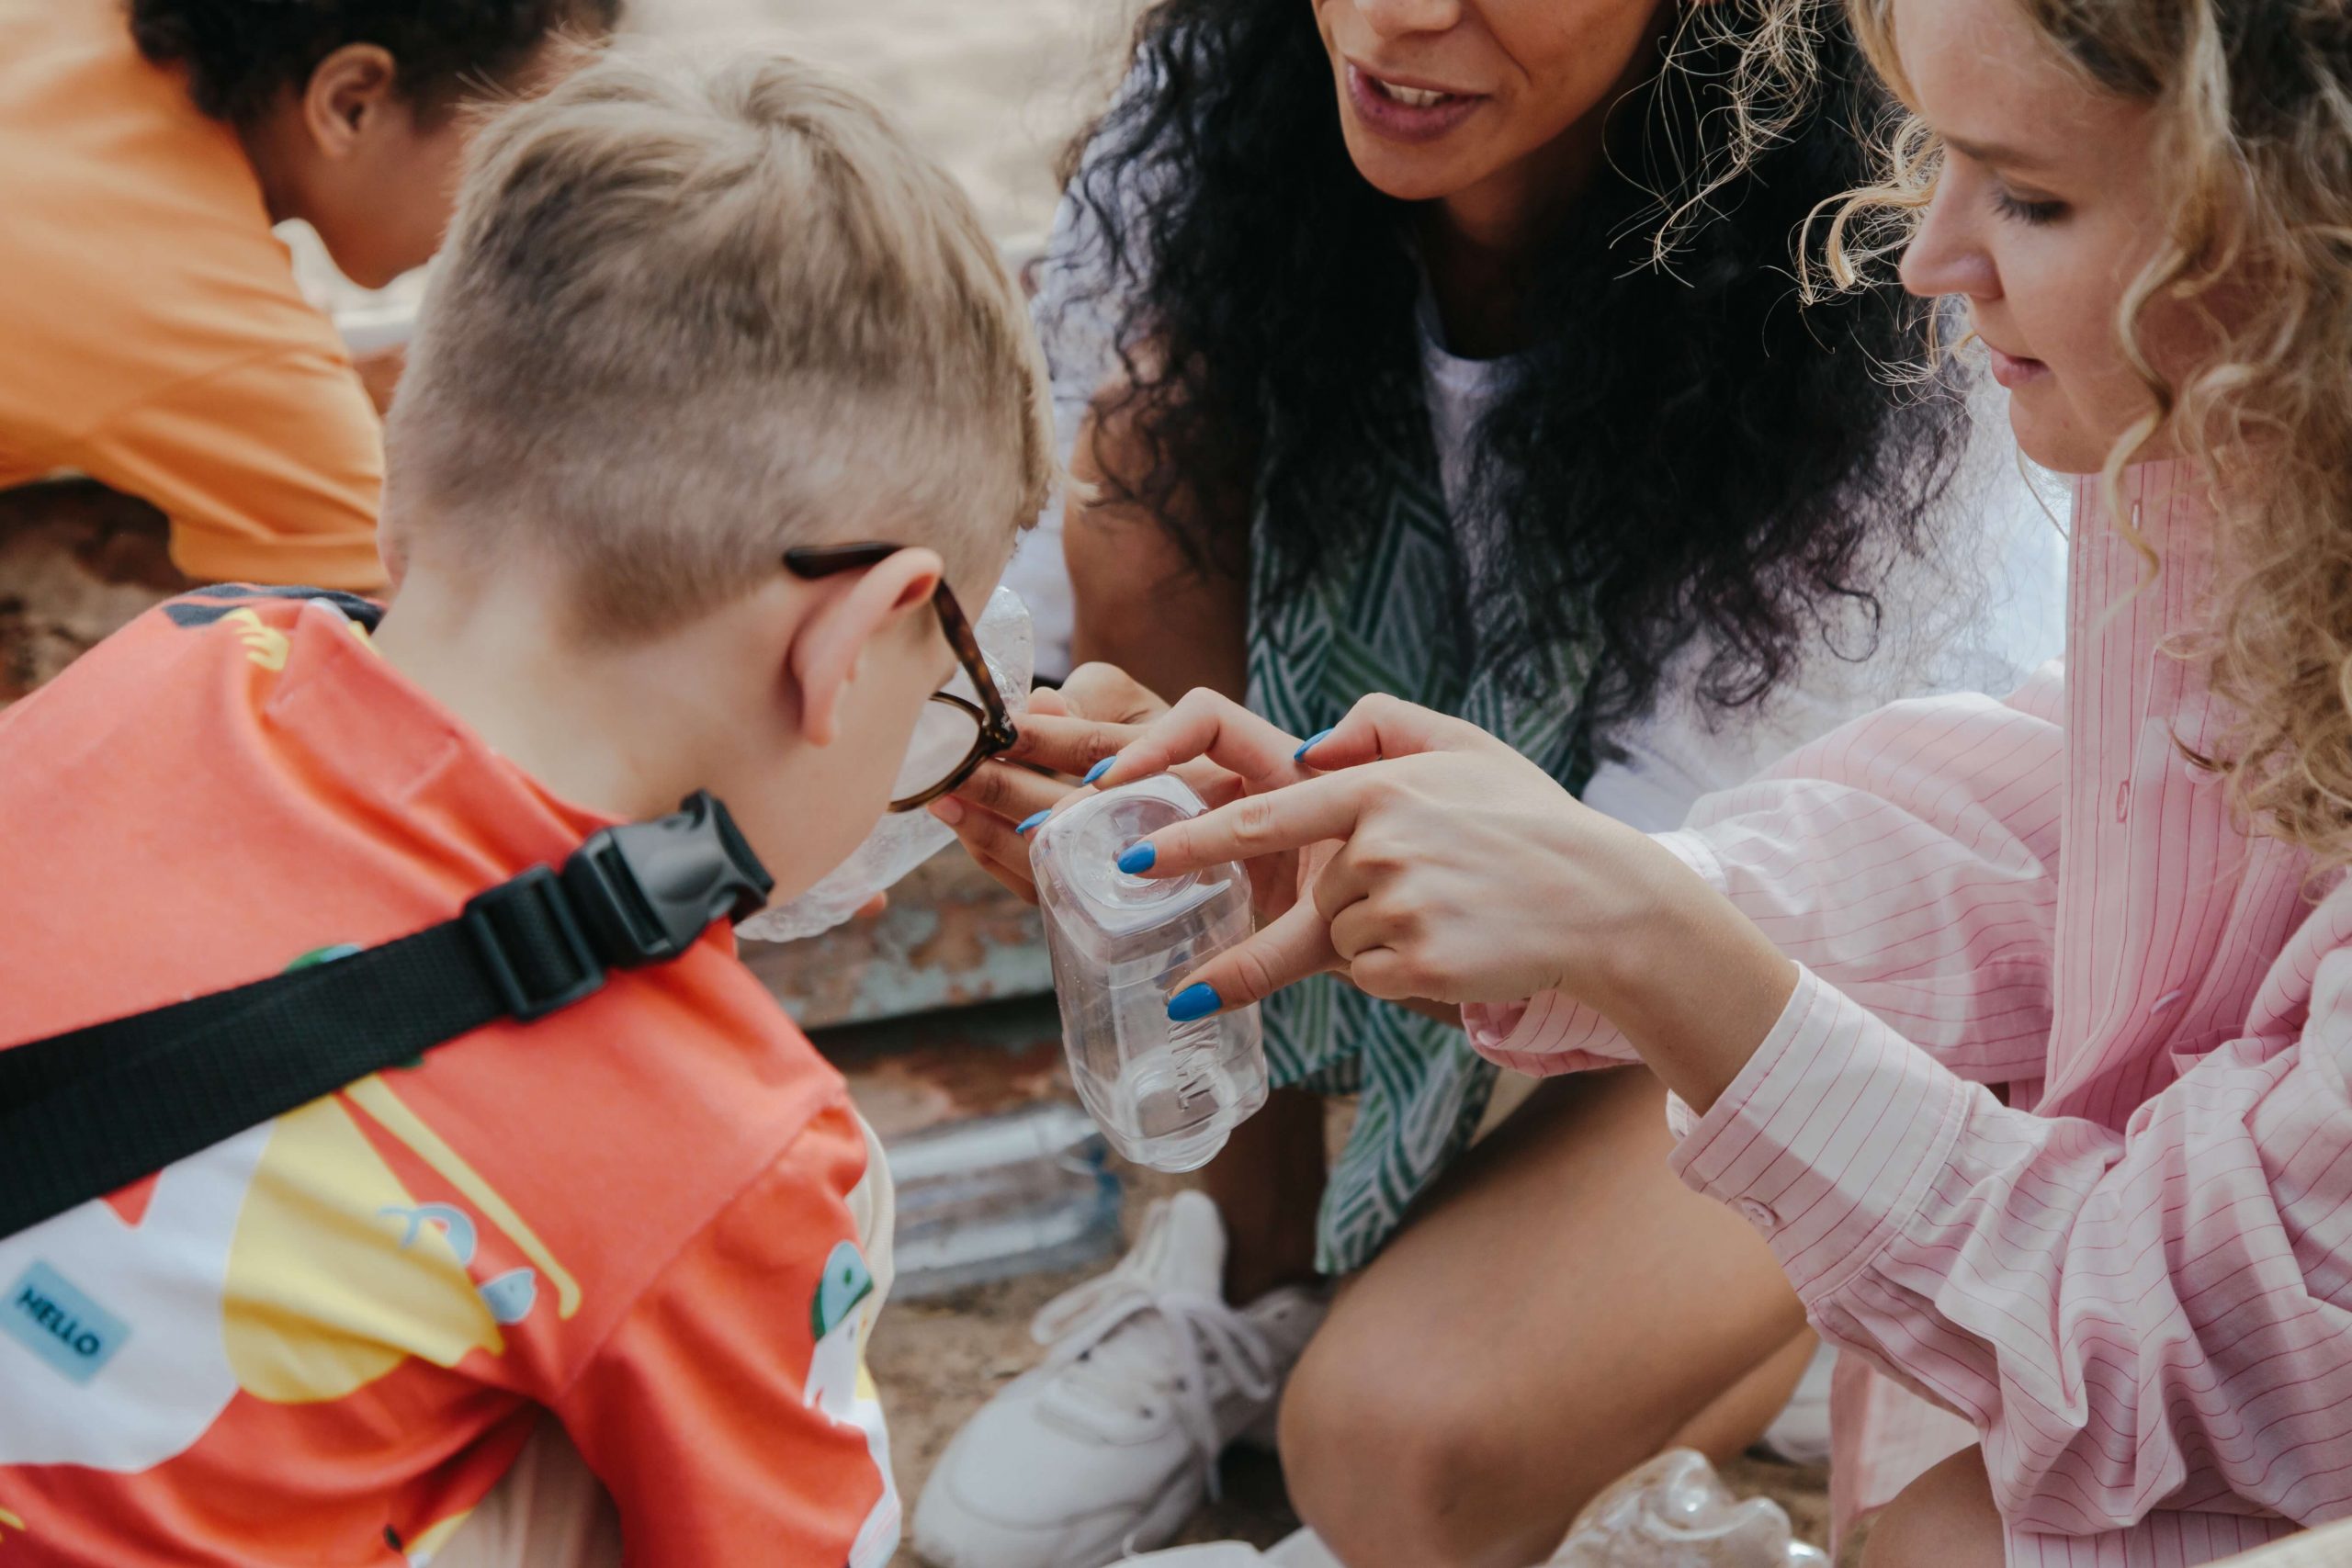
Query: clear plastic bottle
xmin=885 ymin=1102 xmax=1123 ymax=1301
xmin=1030 ymin=775 xmax=1269 ymax=1172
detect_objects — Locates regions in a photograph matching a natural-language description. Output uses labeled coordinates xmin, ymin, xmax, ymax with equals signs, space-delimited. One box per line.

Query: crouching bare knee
xmin=1277 ymin=1330 xmax=1546 ymax=1568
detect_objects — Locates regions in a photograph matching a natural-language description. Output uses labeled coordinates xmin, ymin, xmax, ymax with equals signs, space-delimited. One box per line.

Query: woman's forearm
xmin=1579 ymin=869 xmax=1798 ymax=1116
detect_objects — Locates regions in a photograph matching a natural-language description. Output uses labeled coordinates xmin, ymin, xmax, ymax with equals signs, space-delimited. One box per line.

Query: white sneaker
xmin=911 ymin=1192 xmax=1329 ymax=1568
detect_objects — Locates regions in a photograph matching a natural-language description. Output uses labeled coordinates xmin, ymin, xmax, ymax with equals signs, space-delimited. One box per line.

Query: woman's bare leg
xmin=1279 ymin=1066 xmax=1811 ymax=1568
xmin=1669 ymin=1327 xmax=1816 ymax=1457
xmin=1860 ymin=1449 xmax=2004 ymax=1568
xmin=1203 ymin=1085 xmax=1329 ymax=1299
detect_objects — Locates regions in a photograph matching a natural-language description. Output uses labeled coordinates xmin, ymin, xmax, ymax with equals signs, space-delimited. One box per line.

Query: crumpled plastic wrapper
xmin=1116 ymin=1451 xmax=1826 ymax=1568
xmin=1544 ymin=1450 xmax=1829 ymax=1568
xmin=737 ymin=586 xmax=1033 ymax=943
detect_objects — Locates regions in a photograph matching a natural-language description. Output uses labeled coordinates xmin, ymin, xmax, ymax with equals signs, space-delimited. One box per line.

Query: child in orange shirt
xmin=0 ymin=0 xmax=619 ymax=593
xmin=0 ymin=43 xmax=1050 ymax=1568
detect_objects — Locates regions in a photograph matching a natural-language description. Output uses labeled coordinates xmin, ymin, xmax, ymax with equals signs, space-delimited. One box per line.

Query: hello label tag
xmin=3 ymin=1261 xmax=130 ymax=1385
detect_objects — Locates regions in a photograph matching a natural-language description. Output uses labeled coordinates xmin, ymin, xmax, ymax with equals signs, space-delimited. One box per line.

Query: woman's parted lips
xmin=1342 ymin=60 xmax=1488 ymax=141
xmin=1983 ymin=337 xmax=2052 ymax=388
xmin=1344 ymin=58 xmax=1485 ymax=101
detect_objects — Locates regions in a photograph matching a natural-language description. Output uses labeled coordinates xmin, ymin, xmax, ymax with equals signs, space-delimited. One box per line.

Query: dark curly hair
xmin=130 ymin=0 xmax=624 ymax=125
xmin=1062 ymin=1 xmax=1967 ymax=733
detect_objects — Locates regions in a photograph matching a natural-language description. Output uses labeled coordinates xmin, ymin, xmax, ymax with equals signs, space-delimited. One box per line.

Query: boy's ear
xmin=786 ymin=548 xmax=944 ymax=748
xmin=302 ymin=43 xmax=402 ymax=159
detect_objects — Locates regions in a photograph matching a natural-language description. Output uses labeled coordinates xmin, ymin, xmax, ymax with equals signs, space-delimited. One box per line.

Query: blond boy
xmin=0 ymin=47 xmax=1047 ymax=1568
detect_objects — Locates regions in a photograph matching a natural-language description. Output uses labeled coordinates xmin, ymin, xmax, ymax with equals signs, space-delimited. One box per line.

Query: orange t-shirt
xmin=0 ymin=0 xmax=388 ymax=592
xmin=0 ymin=588 xmax=898 ymax=1566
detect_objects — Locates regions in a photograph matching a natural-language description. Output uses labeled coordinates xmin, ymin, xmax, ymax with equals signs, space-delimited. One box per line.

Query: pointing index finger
xmin=1117 ymin=773 xmax=1367 ymax=879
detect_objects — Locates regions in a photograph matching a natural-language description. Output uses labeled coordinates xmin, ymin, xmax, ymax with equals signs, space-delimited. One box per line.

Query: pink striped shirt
xmin=1467 ymin=464 xmax=2352 ymax=1565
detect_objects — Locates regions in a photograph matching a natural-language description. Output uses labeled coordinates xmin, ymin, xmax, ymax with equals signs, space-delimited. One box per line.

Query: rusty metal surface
xmin=741 ymin=852 xmax=1052 ymax=1032
xmin=815 ymin=995 xmax=1069 ymax=1141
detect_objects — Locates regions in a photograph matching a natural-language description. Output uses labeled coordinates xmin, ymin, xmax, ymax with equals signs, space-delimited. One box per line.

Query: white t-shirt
xmin=1007 ymin=185 xmax=2068 ymax=832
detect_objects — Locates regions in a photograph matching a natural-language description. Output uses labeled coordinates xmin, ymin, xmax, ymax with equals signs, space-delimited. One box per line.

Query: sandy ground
xmin=624 ymin=0 xmax=1137 ymax=252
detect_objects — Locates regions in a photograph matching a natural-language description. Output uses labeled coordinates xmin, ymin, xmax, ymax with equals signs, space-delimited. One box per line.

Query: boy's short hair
xmin=130 ymin=0 xmax=622 ymax=124
xmin=384 ymin=47 xmax=1053 ymax=637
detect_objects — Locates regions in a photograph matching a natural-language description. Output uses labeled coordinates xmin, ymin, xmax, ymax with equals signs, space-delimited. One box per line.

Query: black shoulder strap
xmin=0 ymin=791 xmax=772 ymax=1240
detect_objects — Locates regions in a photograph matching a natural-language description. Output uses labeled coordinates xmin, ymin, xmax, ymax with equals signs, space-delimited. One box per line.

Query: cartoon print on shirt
xmin=220 ymin=607 xmax=288 ymax=670
xmin=807 ymin=1236 xmax=898 ymax=1568
xmin=0 ymin=592 xmax=904 ymax=1563
xmin=0 ymin=1122 xmax=267 ymax=1469
xmin=382 ymin=1202 xmax=478 ymax=1263
xmin=154 ymin=585 xmax=384 ymax=670
xmin=399 ymin=1507 xmax=477 ymax=1566
xmin=806 ymin=1241 xmax=874 ymax=1417
xmin=223 ymin=1096 xmax=504 ymax=1403
xmin=381 ymin=1204 xmax=541 ymax=1325
xmin=0 ymin=940 xmax=575 ymax=1469
xmin=478 ymin=1269 xmax=538 ymax=1325
xmin=345 ymin=1076 xmax=580 ymax=1320
xmin=160 ymin=584 xmax=385 ymax=633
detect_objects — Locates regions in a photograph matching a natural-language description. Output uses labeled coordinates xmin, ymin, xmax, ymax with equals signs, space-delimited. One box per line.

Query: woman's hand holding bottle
xmin=928 ymin=663 xmax=1323 ymax=933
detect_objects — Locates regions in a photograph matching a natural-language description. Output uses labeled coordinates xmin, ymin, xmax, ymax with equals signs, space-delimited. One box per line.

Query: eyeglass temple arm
xmin=786 ymin=541 xmax=998 ymax=708
xmin=783 ymin=542 xmax=900 ymax=578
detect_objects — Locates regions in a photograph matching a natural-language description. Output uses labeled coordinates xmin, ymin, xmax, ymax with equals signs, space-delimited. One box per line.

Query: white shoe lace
xmin=1030 ymin=1268 xmax=1282 ymax=1499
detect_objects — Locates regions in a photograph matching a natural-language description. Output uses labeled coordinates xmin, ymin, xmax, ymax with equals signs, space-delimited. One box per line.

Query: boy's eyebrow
xmin=1943 ymin=133 xmax=2056 ymax=174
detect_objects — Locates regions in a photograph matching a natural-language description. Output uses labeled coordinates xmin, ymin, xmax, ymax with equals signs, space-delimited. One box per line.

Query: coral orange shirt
xmin=0 ymin=587 xmax=897 ymax=1566
xmin=0 ymin=0 xmax=388 ymax=592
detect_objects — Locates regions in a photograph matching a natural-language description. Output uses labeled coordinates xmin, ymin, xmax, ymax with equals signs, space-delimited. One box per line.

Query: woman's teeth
xmin=1372 ymin=78 xmax=1454 ymax=107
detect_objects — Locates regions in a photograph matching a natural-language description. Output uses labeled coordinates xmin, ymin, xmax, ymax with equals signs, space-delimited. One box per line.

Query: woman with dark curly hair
xmin=0 ymin=0 xmax=617 ymax=597
xmin=917 ymin=3 xmax=2063 ymax=1564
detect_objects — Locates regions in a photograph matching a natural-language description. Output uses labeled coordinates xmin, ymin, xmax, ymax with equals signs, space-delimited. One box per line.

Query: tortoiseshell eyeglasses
xmin=784 ymin=542 xmax=1017 ymax=812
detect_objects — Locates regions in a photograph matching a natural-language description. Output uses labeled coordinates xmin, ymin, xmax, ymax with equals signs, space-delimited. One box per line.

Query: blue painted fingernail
xmin=1081 ymin=758 xmax=1115 ymax=785
xmin=1116 ymin=840 xmax=1156 ymax=874
xmin=1167 ymin=983 xmax=1221 ymax=1022
xmin=1294 ymin=728 xmax=1335 ymax=761
xmin=1015 ymin=809 xmax=1051 ymax=837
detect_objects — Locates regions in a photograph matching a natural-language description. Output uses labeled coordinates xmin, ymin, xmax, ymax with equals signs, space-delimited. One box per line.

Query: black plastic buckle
xmin=462 ymin=866 xmax=607 ymax=1022
xmin=560 ymin=791 xmax=775 ymax=969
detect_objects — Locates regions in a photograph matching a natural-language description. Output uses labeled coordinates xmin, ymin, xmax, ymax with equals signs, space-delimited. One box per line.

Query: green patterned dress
xmin=1246 ymin=401 xmax=1594 ymax=1275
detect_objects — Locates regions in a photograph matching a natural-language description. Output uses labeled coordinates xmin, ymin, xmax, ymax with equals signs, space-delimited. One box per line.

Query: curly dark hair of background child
xmin=130 ymin=0 xmax=625 ymax=125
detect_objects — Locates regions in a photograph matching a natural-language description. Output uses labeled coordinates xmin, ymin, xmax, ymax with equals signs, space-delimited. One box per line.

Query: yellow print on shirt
xmin=211 ymin=942 xmax=578 ymax=1403
xmin=220 ymin=1074 xmax=581 ymax=1404
xmin=223 ymin=1099 xmax=503 ymax=1402
xmin=345 ymin=1077 xmax=581 ymax=1318
xmin=220 ymin=608 xmax=288 ymax=671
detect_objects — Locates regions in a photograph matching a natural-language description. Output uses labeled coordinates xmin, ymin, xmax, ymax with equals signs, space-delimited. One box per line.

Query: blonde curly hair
xmin=1803 ymin=0 xmax=2352 ymax=867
